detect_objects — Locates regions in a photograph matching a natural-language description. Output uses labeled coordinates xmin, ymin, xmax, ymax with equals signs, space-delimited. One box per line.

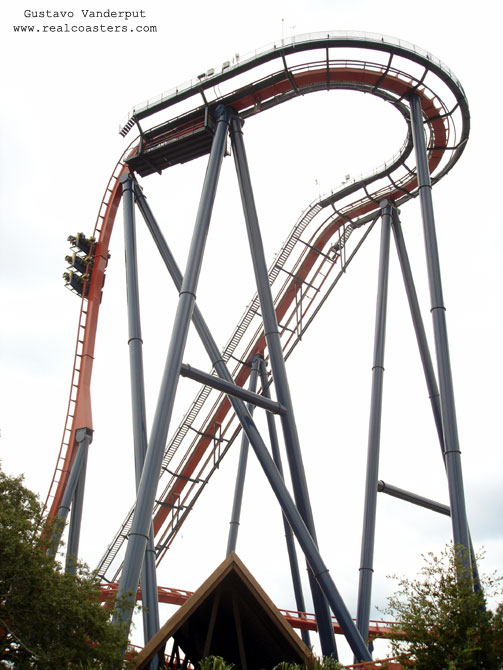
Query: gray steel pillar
xmin=409 ymin=94 xmax=471 ymax=565
xmin=223 ymin=386 xmax=372 ymax=662
xmin=391 ymin=210 xmax=444 ymax=448
xmin=258 ymin=357 xmax=311 ymax=648
xmin=226 ymin=354 xmax=261 ymax=555
xmin=133 ymin=150 xmax=371 ymax=663
xmin=356 ymin=200 xmax=392 ymax=647
xmin=49 ymin=426 xmax=92 ymax=558
xmin=229 ymin=113 xmax=337 ymax=659
xmin=115 ymin=105 xmax=231 ymax=630
xmin=179 ymin=363 xmax=284 ymax=414
xmin=392 ymin=157 xmax=479 ymax=589
xmin=65 ymin=442 xmax=88 ymax=573
xmin=378 ymin=480 xmax=450 ymax=516
xmin=136 ymin=182 xmax=316 ymax=647
xmin=121 ymin=173 xmax=161 ymax=656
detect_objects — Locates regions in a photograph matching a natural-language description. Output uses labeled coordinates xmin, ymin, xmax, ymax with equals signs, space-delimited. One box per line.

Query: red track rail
xmin=43 ymin=147 xmax=134 ymax=519
xmin=100 ymin=583 xmax=400 ymax=641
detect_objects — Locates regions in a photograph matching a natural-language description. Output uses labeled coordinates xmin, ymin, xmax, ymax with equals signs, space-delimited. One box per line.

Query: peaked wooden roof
xmin=135 ymin=552 xmax=314 ymax=670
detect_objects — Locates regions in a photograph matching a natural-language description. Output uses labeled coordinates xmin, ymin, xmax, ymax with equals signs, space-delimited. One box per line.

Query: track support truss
xmin=46 ymin=32 xmax=476 ymax=666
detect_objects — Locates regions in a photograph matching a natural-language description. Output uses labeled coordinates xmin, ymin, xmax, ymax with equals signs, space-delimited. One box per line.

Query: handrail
xmin=120 ymin=30 xmax=466 ymax=130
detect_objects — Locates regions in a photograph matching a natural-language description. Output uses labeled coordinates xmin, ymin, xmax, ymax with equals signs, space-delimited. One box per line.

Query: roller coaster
xmin=45 ymin=31 xmax=472 ymax=666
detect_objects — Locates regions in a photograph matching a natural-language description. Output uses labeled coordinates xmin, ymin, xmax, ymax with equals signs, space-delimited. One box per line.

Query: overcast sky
xmin=1 ymin=0 xmax=502 ymax=663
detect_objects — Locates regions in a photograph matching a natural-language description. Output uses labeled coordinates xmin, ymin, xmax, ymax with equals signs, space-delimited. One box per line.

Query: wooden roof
xmin=135 ymin=552 xmax=314 ymax=670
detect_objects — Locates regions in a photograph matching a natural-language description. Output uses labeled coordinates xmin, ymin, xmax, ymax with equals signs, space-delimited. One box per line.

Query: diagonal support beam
xmin=409 ymin=94 xmax=471 ymax=567
xmin=229 ymin=112 xmax=338 ymax=659
xmin=179 ymin=362 xmax=286 ymax=415
xmin=378 ymin=480 xmax=450 ymax=515
xmin=356 ymin=199 xmax=392 ymax=648
xmin=115 ymin=105 xmax=232 ymax=631
xmin=121 ymin=173 xmax=160 ymax=659
xmin=391 ymin=195 xmax=480 ymax=589
xmin=226 ymin=354 xmax=261 ymax=556
xmin=65 ymin=433 xmax=89 ymax=573
xmin=228 ymin=384 xmax=372 ymax=661
xmin=133 ymin=117 xmax=370 ymax=663
xmin=137 ymin=177 xmax=315 ymax=643
xmin=391 ymin=209 xmax=444 ymax=450
xmin=257 ymin=357 xmax=311 ymax=648
xmin=48 ymin=426 xmax=92 ymax=559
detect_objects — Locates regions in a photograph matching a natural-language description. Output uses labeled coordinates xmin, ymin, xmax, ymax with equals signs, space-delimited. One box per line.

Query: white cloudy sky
xmin=1 ymin=0 xmax=502 ymax=663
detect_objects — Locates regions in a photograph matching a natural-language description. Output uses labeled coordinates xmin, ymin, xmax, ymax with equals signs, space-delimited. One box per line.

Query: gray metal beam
xmin=409 ymin=94 xmax=471 ymax=565
xmin=378 ymin=480 xmax=450 ymax=516
xmin=257 ymin=357 xmax=311 ymax=648
xmin=137 ymin=179 xmax=315 ymax=645
xmin=391 ymin=210 xmax=444 ymax=449
xmin=180 ymin=363 xmax=286 ymax=415
xmin=356 ymin=199 xmax=392 ymax=648
xmin=133 ymin=128 xmax=371 ymax=663
xmin=49 ymin=426 xmax=92 ymax=558
xmin=115 ymin=105 xmax=232 ymax=630
xmin=229 ymin=113 xmax=338 ymax=659
xmin=65 ymin=444 xmax=88 ymax=573
xmin=226 ymin=354 xmax=261 ymax=555
xmin=121 ymin=173 xmax=160 ymax=654
xmin=227 ymin=387 xmax=371 ymax=661
xmin=136 ymin=182 xmax=315 ymax=649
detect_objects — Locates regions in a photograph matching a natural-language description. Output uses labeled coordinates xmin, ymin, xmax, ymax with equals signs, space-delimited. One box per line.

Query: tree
xmin=0 ymin=465 xmax=132 ymax=669
xmin=383 ymin=544 xmax=503 ymax=669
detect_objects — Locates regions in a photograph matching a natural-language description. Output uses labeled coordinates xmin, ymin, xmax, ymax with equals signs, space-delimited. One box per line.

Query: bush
xmin=0 ymin=465 xmax=132 ymax=668
xmin=382 ymin=544 xmax=503 ymax=669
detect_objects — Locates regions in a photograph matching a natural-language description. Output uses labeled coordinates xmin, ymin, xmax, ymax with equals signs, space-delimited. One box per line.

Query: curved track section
xmin=43 ymin=146 xmax=134 ymax=519
xmin=45 ymin=32 xmax=469 ymax=585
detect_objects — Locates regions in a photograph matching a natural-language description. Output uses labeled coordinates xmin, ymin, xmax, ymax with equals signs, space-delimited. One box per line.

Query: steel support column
xmin=257 ymin=357 xmax=311 ymax=648
xmin=221 ymin=372 xmax=372 ymax=661
xmin=391 ymin=210 xmax=444 ymax=447
xmin=229 ymin=113 xmax=337 ymax=659
xmin=356 ymin=200 xmax=392 ymax=647
xmin=179 ymin=363 xmax=285 ymax=414
xmin=391 ymin=209 xmax=480 ymax=588
xmin=137 ymin=180 xmax=314 ymax=648
xmin=121 ymin=173 xmax=160 ymax=655
xmin=226 ymin=354 xmax=261 ymax=555
xmin=133 ymin=137 xmax=370 ymax=664
xmin=65 ymin=444 xmax=88 ymax=573
xmin=378 ymin=480 xmax=450 ymax=516
xmin=49 ymin=426 xmax=92 ymax=557
xmin=116 ymin=105 xmax=231 ymax=629
xmin=409 ymin=94 xmax=471 ymax=564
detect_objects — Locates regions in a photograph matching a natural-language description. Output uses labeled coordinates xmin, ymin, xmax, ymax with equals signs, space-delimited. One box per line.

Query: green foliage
xmin=271 ymin=663 xmax=303 ymax=670
xmin=199 ymin=656 xmax=236 ymax=670
xmin=382 ymin=544 xmax=503 ymax=669
xmin=311 ymin=655 xmax=344 ymax=670
xmin=0 ymin=465 xmax=132 ymax=669
xmin=260 ymin=655 xmax=344 ymax=670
